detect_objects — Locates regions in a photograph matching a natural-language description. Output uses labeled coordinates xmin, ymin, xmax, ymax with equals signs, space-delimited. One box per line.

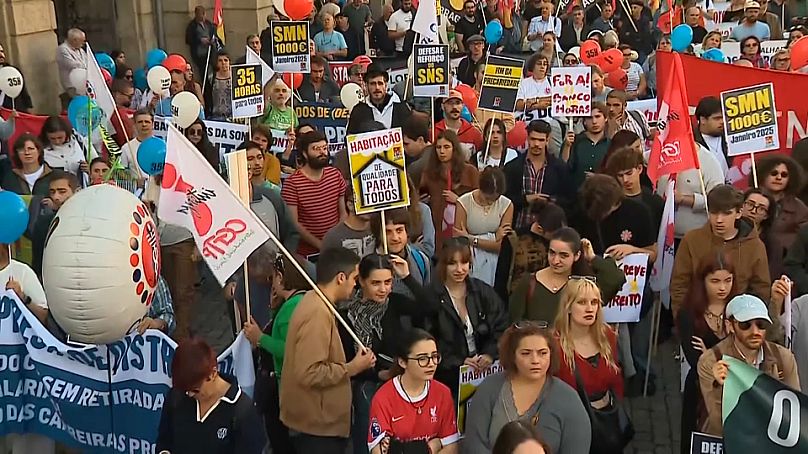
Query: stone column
xmin=116 ymin=0 xmax=159 ymax=70
xmin=0 ymin=0 xmax=60 ymax=114
xmin=224 ymin=0 xmax=273 ymax=60
xmin=162 ymin=0 xmax=210 ymax=58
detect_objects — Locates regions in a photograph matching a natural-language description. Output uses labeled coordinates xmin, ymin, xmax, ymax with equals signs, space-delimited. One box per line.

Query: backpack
xmin=409 ymin=245 xmax=429 ymax=282
xmin=627 ymin=110 xmax=650 ymax=140
xmin=402 ymin=12 xmax=417 ymax=57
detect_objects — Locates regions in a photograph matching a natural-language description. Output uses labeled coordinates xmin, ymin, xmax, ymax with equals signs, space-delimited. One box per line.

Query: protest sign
xmin=603 ymin=253 xmax=648 ymax=323
xmin=720 ymin=83 xmax=779 ymax=157
xmin=694 ymin=40 xmax=788 ymax=66
xmin=153 ymin=116 xmax=248 ymax=162
xmin=330 ymin=61 xmax=354 ymax=86
xmin=0 ymin=291 xmax=255 ymax=453
xmin=550 ymin=67 xmax=592 ymax=117
xmin=347 ymin=128 xmax=409 ymax=214
xmin=295 ymin=101 xmax=349 ymax=154
xmin=230 ymin=63 xmax=264 ymax=119
xmin=722 ymin=356 xmax=808 ymax=452
xmin=478 ymin=55 xmax=523 ymax=113
xmin=690 ymin=432 xmax=724 ymax=454
xmin=457 ymin=361 xmax=502 ymax=433
xmin=627 ymin=98 xmax=659 ymax=127
xmin=271 ymin=21 xmax=310 ymax=73
xmin=413 ymin=44 xmax=450 ymax=97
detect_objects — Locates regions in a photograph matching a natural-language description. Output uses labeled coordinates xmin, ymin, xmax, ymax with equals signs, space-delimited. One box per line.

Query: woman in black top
xmin=184 ymin=118 xmax=220 ymax=174
xmin=677 ymin=253 xmax=736 ymax=454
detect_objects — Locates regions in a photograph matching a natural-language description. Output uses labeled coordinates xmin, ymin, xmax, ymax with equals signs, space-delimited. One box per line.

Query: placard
xmin=720 ymin=83 xmax=779 ymax=156
xmin=550 ymin=67 xmax=592 ymax=117
xmin=478 ymin=55 xmax=523 ymax=113
xmin=457 ymin=361 xmax=502 ymax=433
xmin=603 ymin=253 xmax=648 ymax=323
xmin=412 ymin=44 xmax=450 ymax=97
xmin=690 ymin=432 xmax=724 ymax=454
xmin=271 ymin=21 xmax=311 ymax=73
xmin=347 ymin=128 xmax=409 ymax=215
xmin=153 ymin=116 xmax=248 ymax=162
xmin=230 ymin=63 xmax=264 ymax=119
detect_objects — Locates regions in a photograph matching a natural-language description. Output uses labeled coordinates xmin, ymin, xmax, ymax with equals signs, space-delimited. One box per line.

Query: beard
xmin=307 ymin=154 xmax=330 ymax=169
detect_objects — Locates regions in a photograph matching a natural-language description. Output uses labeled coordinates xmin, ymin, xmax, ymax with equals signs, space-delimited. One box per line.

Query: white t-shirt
xmin=388 ymin=9 xmax=413 ymax=51
xmin=516 ymin=76 xmax=552 ymax=102
xmin=120 ymin=137 xmax=145 ymax=179
xmin=0 ymin=260 xmax=47 ymax=308
xmin=474 ymin=148 xmax=518 ymax=170
xmin=23 ymin=166 xmax=45 ymax=191
xmin=44 ymin=138 xmax=97 ymax=176
xmin=625 ymin=62 xmax=643 ymax=93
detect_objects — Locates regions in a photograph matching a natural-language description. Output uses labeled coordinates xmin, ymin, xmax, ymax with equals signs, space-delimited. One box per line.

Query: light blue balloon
xmin=133 ymin=68 xmax=148 ymax=91
xmin=484 ymin=20 xmax=503 ymax=45
xmin=0 ymin=191 xmax=29 ymax=244
xmin=702 ymin=48 xmax=725 ymax=62
xmin=137 ymin=137 xmax=167 ymax=176
xmin=67 ymin=96 xmax=103 ymax=137
xmin=671 ymin=24 xmax=694 ymax=52
xmin=145 ymin=48 xmax=168 ymax=70
xmin=95 ymin=52 xmax=116 ymax=75
xmin=461 ymin=106 xmax=473 ymax=122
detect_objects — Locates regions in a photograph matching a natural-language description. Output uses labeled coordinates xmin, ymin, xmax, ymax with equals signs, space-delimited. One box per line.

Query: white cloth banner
xmin=153 ymin=116 xmax=249 ymax=164
xmin=245 ymin=46 xmax=275 ymax=88
xmin=603 ymin=253 xmax=649 ymax=323
xmin=650 ymin=181 xmax=675 ymax=309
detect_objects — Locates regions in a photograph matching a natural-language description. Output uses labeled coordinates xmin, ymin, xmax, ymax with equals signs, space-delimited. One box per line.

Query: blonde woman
xmin=701 ymin=31 xmax=722 ymax=52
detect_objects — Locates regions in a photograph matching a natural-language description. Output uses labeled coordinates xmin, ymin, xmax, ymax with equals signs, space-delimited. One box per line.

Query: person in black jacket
xmin=185 ymin=6 xmax=217 ymax=74
xmin=559 ymin=6 xmax=590 ymax=52
xmin=455 ymin=35 xmax=487 ymax=87
xmin=298 ymin=56 xmax=341 ymax=103
xmin=426 ymin=238 xmax=508 ymax=398
xmin=339 ymin=253 xmax=436 ymax=454
xmin=347 ymin=65 xmax=411 ymax=131
xmin=0 ymin=44 xmax=33 ymax=112
xmin=28 ymin=171 xmax=77 ymax=278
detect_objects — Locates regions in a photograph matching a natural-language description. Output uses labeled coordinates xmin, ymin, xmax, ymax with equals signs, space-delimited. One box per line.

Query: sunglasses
xmin=737 ymin=319 xmax=770 ymax=331
xmin=569 ymin=275 xmax=597 ymax=283
xmin=770 ymin=170 xmax=789 ymax=178
xmin=407 ymin=353 xmax=442 ymax=367
xmin=187 ymin=128 xmax=203 ymax=137
xmin=513 ymin=320 xmax=549 ymax=329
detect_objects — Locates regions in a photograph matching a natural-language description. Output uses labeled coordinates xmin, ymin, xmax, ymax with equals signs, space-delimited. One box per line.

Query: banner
xmin=478 ymin=55 xmax=523 ymax=113
xmin=656 ymin=52 xmax=808 ymax=187
xmin=720 ymin=83 xmax=779 ymax=156
xmin=550 ymin=67 xmax=592 ymax=117
xmin=0 ymin=291 xmax=255 ymax=453
xmin=330 ymin=61 xmax=354 ymax=87
xmin=413 ymin=44 xmax=450 ymax=98
xmin=722 ymin=356 xmax=808 ymax=452
xmin=270 ymin=21 xmax=310 ymax=73
xmin=627 ymin=98 xmax=659 ymax=127
xmin=690 ymin=432 xmax=723 ymax=454
xmin=294 ymin=101 xmax=349 ymax=154
xmin=694 ymin=40 xmax=789 ymax=67
xmin=603 ymin=253 xmax=648 ymax=323
xmin=230 ymin=63 xmax=264 ymax=119
xmin=153 ymin=116 xmax=248 ymax=162
xmin=457 ymin=361 xmax=502 ymax=433
xmin=347 ymin=128 xmax=409 ymax=214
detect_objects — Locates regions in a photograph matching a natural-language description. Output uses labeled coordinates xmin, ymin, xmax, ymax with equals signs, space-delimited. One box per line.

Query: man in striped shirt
xmin=281 ymin=130 xmax=347 ymax=258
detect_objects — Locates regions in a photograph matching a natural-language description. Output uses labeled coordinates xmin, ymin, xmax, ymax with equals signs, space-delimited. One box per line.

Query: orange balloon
xmin=284 ymin=0 xmax=313 ymax=21
xmin=455 ymin=84 xmax=478 ymax=114
xmin=507 ymin=121 xmax=528 ymax=149
xmin=598 ymin=48 xmax=622 ymax=73
xmin=163 ymin=54 xmax=187 ymax=73
xmin=792 ymin=37 xmax=808 ymax=71
xmin=282 ymin=73 xmax=303 ymax=90
xmin=580 ymin=39 xmax=602 ymax=65
xmin=606 ymin=69 xmax=628 ymax=90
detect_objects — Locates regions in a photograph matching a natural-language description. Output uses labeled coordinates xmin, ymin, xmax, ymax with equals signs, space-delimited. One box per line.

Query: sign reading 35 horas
xmin=347 ymin=128 xmax=410 ymax=215
xmin=720 ymin=83 xmax=779 ymax=156
xmin=271 ymin=21 xmax=311 ymax=73
xmin=230 ymin=64 xmax=264 ymax=119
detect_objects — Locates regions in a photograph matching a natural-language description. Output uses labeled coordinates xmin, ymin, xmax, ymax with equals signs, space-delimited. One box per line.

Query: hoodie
xmin=434 ymin=119 xmax=484 ymax=153
xmin=670 ymin=217 xmax=771 ymax=319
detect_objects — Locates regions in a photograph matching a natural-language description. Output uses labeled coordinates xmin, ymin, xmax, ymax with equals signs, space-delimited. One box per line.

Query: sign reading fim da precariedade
xmin=347 ymin=128 xmax=410 ymax=215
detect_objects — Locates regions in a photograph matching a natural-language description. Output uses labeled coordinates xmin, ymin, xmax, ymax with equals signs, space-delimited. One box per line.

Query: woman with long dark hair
xmin=39 ymin=115 xmax=95 ymax=177
xmin=184 ymin=118 xmax=220 ymax=173
xmin=754 ymin=154 xmax=808 ymax=251
xmin=492 ymin=421 xmax=550 ymax=454
xmin=472 ymin=118 xmax=519 ymax=170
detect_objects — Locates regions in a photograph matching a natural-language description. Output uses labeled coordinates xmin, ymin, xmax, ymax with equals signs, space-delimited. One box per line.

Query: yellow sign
xmin=230 ymin=63 xmax=264 ymax=118
xmin=720 ymin=82 xmax=779 ymax=156
xmin=270 ymin=21 xmax=311 ymax=73
xmin=347 ymin=128 xmax=410 ymax=215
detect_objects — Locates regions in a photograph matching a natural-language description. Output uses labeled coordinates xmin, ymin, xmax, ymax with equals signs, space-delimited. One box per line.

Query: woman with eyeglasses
xmin=156 ymin=337 xmax=267 ymax=454
xmin=463 ymin=322 xmax=590 ymax=454
xmin=39 ymin=115 xmax=96 ymax=178
xmin=771 ymin=49 xmax=791 ymax=71
xmin=618 ymin=44 xmax=646 ymax=101
xmin=368 ymin=329 xmax=459 ymax=454
xmin=753 ymin=154 xmax=808 ymax=251
xmin=509 ymin=227 xmax=624 ymax=325
xmin=741 ymin=188 xmax=783 ymax=280
xmin=427 ymin=238 xmax=507 ymax=397
xmin=339 ymin=254 xmax=436 ymax=454
xmin=184 ymin=118 xmax=220 ymax=174
xmin=472 ymin=119 xmax=519 ymax=171
xmin=1 ymin=134 xmax=58 ymax=196
xmin=739 ymin=36 xmax=768 ymax=68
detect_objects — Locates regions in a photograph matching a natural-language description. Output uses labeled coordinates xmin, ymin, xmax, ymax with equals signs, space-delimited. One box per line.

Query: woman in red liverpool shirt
xmin=368 ymin=329 xmax=460 ymax=454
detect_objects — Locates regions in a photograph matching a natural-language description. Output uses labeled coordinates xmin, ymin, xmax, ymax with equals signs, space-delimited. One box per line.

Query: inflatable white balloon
xmin=568 ymin=46 xmax=581 ymax=59
xmin=0 ymin=66 xmax=24 ymax=98
xmin=340 ymin=82 xmax=365 ymax=112
xmin=273 ymin=0 xmax=288 ymax=20
xmin=69 ymin=68 xmax=87 ymax=95
xmin=171 ymin=91 xmax=201 ymax=128
xmin=147 ymin=65 xmax=171 ymax=94
xmin=43 ymin=185 xmax=161 ymax=344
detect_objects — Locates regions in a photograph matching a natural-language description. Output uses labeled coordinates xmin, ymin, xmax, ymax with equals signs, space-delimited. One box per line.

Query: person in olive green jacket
xmin=509 ymin=227 xmax=626 ymax=325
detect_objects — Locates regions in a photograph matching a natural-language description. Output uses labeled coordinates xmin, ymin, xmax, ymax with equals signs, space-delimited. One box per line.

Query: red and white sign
xmin=550 ymin=67 xmax=592 ymax=117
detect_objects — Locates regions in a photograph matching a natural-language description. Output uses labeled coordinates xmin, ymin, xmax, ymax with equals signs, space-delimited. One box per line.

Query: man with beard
xmin=456 ymin=35 xmax=487 ymax=87
xmin=347 ymin=66 xmax=410 ymax=131
xmin=111 ymin=78 xmax=136 ymax=146
xmin=730 ymin=1 xmax=771 ymax=41
xmin=0 ymin=43 xmax=32 ymax=112
xmin=281 ymin=131 xmax=348 ymax=258
xmin=561 ymin=102 xmax=610 ymax=188
xmin=387 ymin=0 xmax=414 ymax=57
xmin=434 ymin=90 xmax=483 ymax=157
xmin=455 ymin=0 xmax=485 ymax=53
xmin=299 ymin=56 xmax=340 ymax=103
xmin=698 ymin=294 xmax=799 ymax=436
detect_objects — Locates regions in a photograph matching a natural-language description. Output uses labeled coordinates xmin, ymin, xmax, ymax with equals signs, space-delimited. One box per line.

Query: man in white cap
xmin=730 ymin=1 xmax=771 ymax=41
xmin=697 ymin=294 xmax=800 ymax=436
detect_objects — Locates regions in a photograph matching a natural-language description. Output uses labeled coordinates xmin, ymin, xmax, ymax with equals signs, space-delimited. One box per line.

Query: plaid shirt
xmin=147 ymin=277 xmax=176 ymax=335
xmin=515 ymin=158 xmax=546 ymax=230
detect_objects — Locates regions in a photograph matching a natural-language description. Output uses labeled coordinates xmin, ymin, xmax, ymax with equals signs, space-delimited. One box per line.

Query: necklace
xmin=400 ymin=377 xmax=427 ymax=415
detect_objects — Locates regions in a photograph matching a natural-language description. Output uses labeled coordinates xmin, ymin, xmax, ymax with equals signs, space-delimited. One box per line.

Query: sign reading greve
xmin=720 ymin=83 xmax=779 ymax=157
xmin=271 ymin=21 xmax=310 ymax=73
xmin=603 ymin=253 xmax=648 ymax=323
xmin=413 ymin=44 xmax=450 ymax=97
xmin=551 ymin=67 xmax=592 ymax=117
xmin=230 ymin=63 xmax=264 ymax=119
xmin=478 ymin=55 xmax=523 ymax=113
xmin=347 ymin=128 xmax=410 ymax=214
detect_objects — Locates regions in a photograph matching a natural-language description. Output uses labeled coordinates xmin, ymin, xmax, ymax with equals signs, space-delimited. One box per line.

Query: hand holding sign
xmin=0 ymin=66 xmax=23 ymax=98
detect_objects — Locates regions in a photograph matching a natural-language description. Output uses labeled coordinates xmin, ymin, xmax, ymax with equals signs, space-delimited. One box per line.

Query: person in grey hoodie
xmin=463 ymin=323 xmax=590 ymax=454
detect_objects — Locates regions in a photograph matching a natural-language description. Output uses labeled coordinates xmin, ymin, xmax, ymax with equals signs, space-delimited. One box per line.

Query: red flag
xmin=647 ymin=52 xmax=700 ymax=185
xmin=213 ymin=0 xmax=225 ymax=45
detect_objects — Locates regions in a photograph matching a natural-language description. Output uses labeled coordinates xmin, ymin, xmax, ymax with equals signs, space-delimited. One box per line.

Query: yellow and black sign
xmin=478 ymin=55 xmax=523 ymax=113
xmin=271 ymin=21 xmax=310 ymax=73
xmin=413 ymin=44 xmax=450 ymax=98
xmin=230 ymin=64 xmax=264 ymax=119
xmin=720 ymin=83 xmax=779 ymax=156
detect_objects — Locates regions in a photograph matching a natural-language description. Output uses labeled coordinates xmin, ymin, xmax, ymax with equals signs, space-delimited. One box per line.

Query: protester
xmin=701 ymin=31 xmax=723 ymax=51
xmin=299 ymin=56 xmax=340 ymax=103
xmin=203 ymin=50 xmax=233 ymax=120
xmin=434 ymin=90 xmax=484 ymax=155
xmin=185 ymin=6 xmax=217 ymax=73
xmin=39 ymin=115 xmax=94 ymax=177
xmin=739 ymin=35 xmax=769 ymax=68
xmin=87 ymin=157 xmax=110 ymax=185
xmin=590 ymin=3 xmax=615 ymax=32
xmin=138 ymin=276 xmax=177 ymax=335
xmin=119 ymin=109 xmax=154 ymax=182
xmin=110 ymin=78 xmax=136 ymax=146
xmin=527 ymin=2 xmax=561 ymax=52
xmin=602 ymin=147 xmax=663 ymax=227
xmin=342 ymin=0 xmax=372 ymax=53
xmin=387 ymin=0 xmax=414 ymax=57
xmin=643 ymin=35 xmax=671 ymax=96
xmin=492 ymin=421 xmax=550 ymax=454
xmin=1 ymin=134 xmax=56 ymax=196
xmin=754 ymin=154 xmax=808 ymax=251
xmin=455 ymin=1 xmax=486 ymax=53
xmin=314 ymin=13 xmax=349 ymax=60
xmin=457 ymin=38 xmax=485 ymax=88
xmin=693 ymin=96 xmax=729 ymax=178
xmin=591 ymin=65 xmax=612 ymax=103
xmin=472 ymin=118 xmax=519 ymax=170
xmin=730 ymin=1 xmax=771 ymax=41
xmin=561 ymin=102 xmax=610 ymax=188
xmin=771 ymin=48 xmax=791 ymax=70
xmin=560 ymin=5 xmax=589 ymax=51
xmin=370 ymin=3 xmax=396 ymax=56
xmin=1 ymin=239 xmax=48 ymax=327
xmin=618 ymin=45 xmax=647 ymax=100
xmin=29 ymin=171 xmax=77 ymax=277
xmin=184 ymin=118 xmax=220 ymax=174
xmin=402 ymin=115 xmax=432 ymax=186
xmin=605 ymin=90 xmax=650 ymax=142
xmin=322 ymin=190 xmax=375 ymax=257
xmin=685 ymin=7 xmax=708 ymax=43
xmin=742 ymin=188 xmax=782 ymax=279
xmin=55 ymin=28 xmax=87 ymax=106
xmin=347 ymin=66 xmax=411 ymax=130
xmin=261 ymin=78 xmax=299 ymax=131
xmin=515 ymin=54 xmax=552 ymax=114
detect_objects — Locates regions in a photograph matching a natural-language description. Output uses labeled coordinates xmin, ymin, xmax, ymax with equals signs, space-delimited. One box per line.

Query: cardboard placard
xmin=603 ymin=253 xmax=648 ymax=324
xmin=550 ymin=67 xmax=592 ymax=117
xmin=457 ymin=361 xmax=502 ymax=433
xmin=347 ymin=128 xmax=409 ymax=214
xmin=690 ymin=432 xmax=723 ymax=454
xmin=230 ymin=63 xmax=264 ymax=119
xmin=478 ymin=55 xmax=523 ymax=113
xmin=720 ymin=83 xmax=779 ymax=156
xmin=270 ymin=21 xmax=311 ymax=73
xmin=412 ymin=44 xmax=450 ymax=97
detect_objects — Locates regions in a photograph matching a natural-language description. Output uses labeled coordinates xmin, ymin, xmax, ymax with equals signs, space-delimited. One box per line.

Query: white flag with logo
xmin=158 ymin=124 xmax=269 ymax=285
xmin=86 ymin=44 xmax=117 ymax=126
xmin=245 ymin=46 xmax=275 ymax=88
xmin=412 ymin=0 xmax=438 ymax=44
xmin=650 ymin=180 xmax=675 ymax=308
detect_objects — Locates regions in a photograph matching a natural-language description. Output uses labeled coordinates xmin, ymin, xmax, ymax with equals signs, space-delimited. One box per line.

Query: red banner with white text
xmin=656 ymin=52 xmax=808 ymax=187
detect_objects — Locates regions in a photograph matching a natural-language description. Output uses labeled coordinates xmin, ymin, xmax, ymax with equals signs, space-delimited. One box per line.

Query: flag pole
xmin=202 ymin=45 xmax=213 ymax=95
xmin=380 ymin=210 xmax=389 ymax=255
xmin=751 ymin=153 xmax=758 ymax=187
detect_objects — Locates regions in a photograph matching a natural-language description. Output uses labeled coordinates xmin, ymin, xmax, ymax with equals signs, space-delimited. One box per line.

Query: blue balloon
xmin=133 ymin=68 xmax=148 ymax=91
xmin=461 ymin=106 xmax=473 ymax=122
xmin=702 ymin=48 xmax=725 ymax=62
xmin=137 ymin=137 xmax=167 ymax=176
xmin=95 ymin=52 xmax=116 ymax=75
xmin=671 ymin=24 xmax=694 ymax=52
xmin=67 ymin=96 xmax=103 ymax=137
xmin=484 ymin=20 xmax=503 ymax=45
xmin=145 ymin=48 xmax=168 ymax=70
xmin=0 ymin=191 xmax=29 ymax=244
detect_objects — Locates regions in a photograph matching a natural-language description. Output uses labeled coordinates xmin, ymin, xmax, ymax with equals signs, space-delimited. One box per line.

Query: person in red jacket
xmin=434 ymin=90 xmax=484 ymax=158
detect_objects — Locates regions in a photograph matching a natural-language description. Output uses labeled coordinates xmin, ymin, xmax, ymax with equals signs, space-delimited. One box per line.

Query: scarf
xmin=345 ymin=289 xmax=389 ymax=347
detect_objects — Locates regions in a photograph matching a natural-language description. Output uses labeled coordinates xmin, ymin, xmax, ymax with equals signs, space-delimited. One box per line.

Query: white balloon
xmin=0 ymin=66 xmax=23 ymax=98
xmin=147 ymin=66 xmax=171 ymax=94
xmin=69 ymin=68 xmax=87 ymax=95
xmin=340 ymin=82 xmax=365 ymax=112
xmin=171 ymin=91 xmax=202 ymax=128
xmin=568 ymin=46 xmax=581 ymax=59
xmin=273 ymin=0 xmax=288 ymax=19
xmin=43 ymin=185 xmax=160 ymax=344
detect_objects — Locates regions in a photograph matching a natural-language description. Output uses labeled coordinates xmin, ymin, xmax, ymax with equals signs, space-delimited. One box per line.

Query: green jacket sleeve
xmin=593 ymin=256 xmax=626 ymax=302
xmin=258 ymin=302 xmax=295 ymax=359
